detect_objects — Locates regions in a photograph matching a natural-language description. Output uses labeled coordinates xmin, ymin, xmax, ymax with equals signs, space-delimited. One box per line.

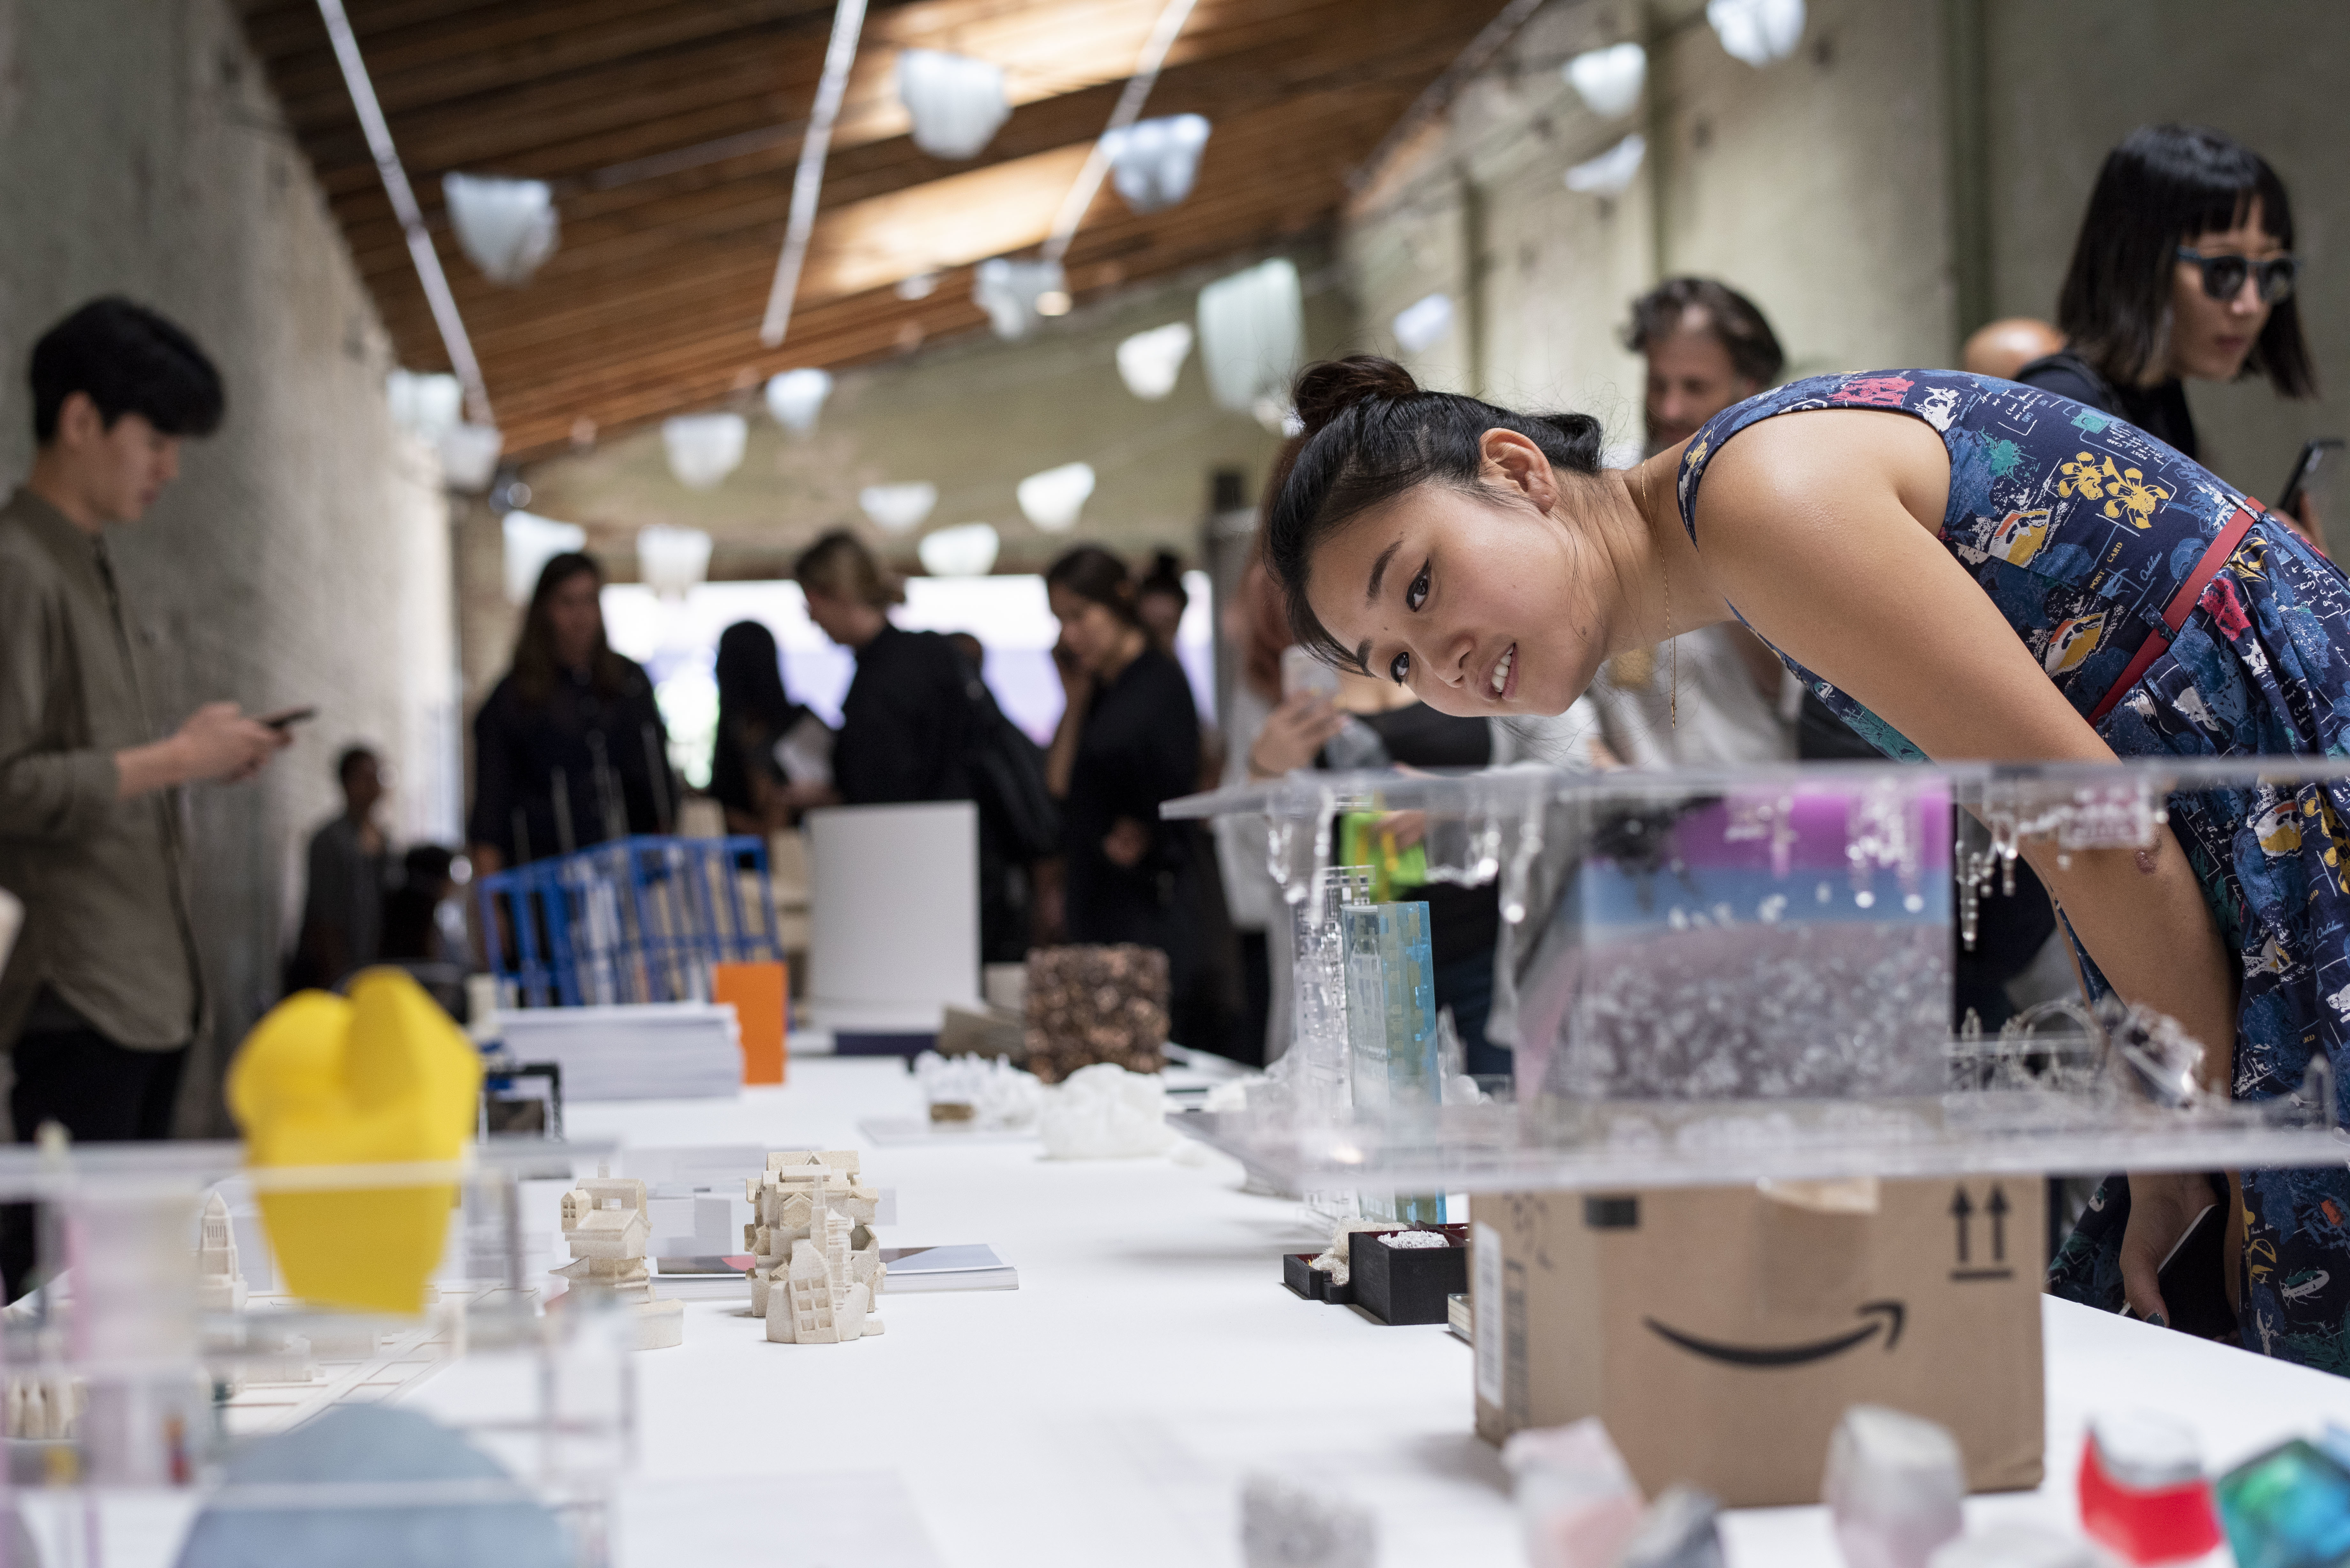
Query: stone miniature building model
xmin=554 ymin=1170 xmax=684 ymax=1350
xmin=745 ymin=1150 xmax=885 ymax=1344
xmin=197 ymin=1191 xmax=248 ymax=1313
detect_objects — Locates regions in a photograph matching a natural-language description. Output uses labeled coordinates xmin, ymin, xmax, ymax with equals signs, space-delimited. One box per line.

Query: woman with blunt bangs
xmin=2019 ymin=124 xmax=2316 ymax=533
xmin=1265 ymin=351 xmax=2350 ymax=1373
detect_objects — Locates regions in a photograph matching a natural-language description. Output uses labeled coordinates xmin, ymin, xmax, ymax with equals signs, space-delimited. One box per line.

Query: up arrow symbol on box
xmin=1986 ymin=1185 xmax=2010 ymax=1264
xmin=1949 ymin=1186 xmax=1974 ymax=1264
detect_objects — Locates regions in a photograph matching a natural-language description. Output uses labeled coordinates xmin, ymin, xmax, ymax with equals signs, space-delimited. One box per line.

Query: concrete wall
xmin=0 ymin=0 xmax=459 ymax=1131
xmin=1342 ymin=0 xmax=1959 ymax=442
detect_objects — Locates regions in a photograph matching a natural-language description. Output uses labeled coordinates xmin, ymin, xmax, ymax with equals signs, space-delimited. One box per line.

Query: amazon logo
xmin=1643 ymin=1301 xmax=1907 ymax=1368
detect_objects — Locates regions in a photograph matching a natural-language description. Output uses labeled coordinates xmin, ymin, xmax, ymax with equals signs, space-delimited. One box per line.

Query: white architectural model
xmin=197 ymin=1191 xmax=248 ymax=1313
xmin=745 ymin=1150 xmax=885 ymax=1344
xmin=555 ymin=1169 xmax=684 ymax=1350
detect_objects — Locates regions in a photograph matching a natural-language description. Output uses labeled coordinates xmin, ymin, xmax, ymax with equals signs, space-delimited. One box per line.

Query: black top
xmin=1347 ymin=702 xmax=1499 ymax=967
xmin=1063 ymin=645 xmax=1199 ymax=941
xmin=468 ymin=660 xmax=672 ymax=863
xmin=835 ymin=625 xmax=973 ymax=806
xmin=708 ymin=705 xmax=822 ymax=818
xmin=2016 ymin=351 xmax=2197 ymax=462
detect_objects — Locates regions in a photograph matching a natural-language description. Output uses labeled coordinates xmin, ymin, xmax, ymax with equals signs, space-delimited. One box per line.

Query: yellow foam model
xmin=227 ymin=969 xmax=483 ymax=1314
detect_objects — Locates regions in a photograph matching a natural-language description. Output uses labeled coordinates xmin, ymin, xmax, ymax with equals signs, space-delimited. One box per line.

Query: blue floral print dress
xmin=1678 ymin=369 xmax=2350 ymax=1373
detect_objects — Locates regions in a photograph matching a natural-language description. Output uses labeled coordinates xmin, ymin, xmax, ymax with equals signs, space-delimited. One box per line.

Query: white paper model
xmin=554 ymin=1171 xmax=685 ymax=1350
xmin=197 ymin=1191 xmax=248 ymax=1313
xmin=745 ymin=1150 xmax=886 ymax=1344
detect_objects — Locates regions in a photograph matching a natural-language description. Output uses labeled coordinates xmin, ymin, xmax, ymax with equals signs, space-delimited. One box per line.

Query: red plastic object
xmin=2078 ymin=1425 xmax=2224 ymax=1564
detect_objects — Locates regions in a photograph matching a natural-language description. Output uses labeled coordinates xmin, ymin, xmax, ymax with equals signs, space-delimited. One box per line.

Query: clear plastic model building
xmin=745 ymin=1150 xmax=887 ymax=1344
xmin=1163 ymin=759 xmax=2350 ymax=1194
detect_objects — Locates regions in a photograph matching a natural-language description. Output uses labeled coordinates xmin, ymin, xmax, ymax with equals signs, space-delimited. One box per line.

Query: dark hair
xmin=1044 ymin=545 xmax=1142 ymax=626
xmin=709 ymin=621 xmax=799 ymax=816
xmin=1268 ymin=356 xmax=1602 ymax=670
xmin=2056 ymin=124 xmax=2314 ymax=397
xmin=381 ymin=845 xmax=459 ymax=962
xmin=793 ymin=529 xmax=902 ymax=608
xmin=335 ymin=745 xmax=380 ymax=786
xmin=1138 ymin=550 xmax=1189 ymax=613
xmin=1622 ymin=278 xmax=1785 ymax=388
xmin=510 ymin=551 xmax=631 ymax=703
xmin=31 ymin=297 xmax=225 ymax=445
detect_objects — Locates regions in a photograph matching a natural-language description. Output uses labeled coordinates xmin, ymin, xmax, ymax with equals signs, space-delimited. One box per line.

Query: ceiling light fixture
xmin=637 ymin=525 xmax=714 ymax=599
xmin=1197 ymin=257 xmax=1302 ymax=415
xmin=859 ymin=482 xmax=938 ymax=534
xmin=1565 ymin=133 xmax=1647 ymax=196
xmin=1115 ymin=322 xmax=1193 ymax=400
xmin=918 ymin=522 xmax=1000 ymax=577
xmin=764 ymin=368 xmax=834 ymax=433
xmin=442 ymin=174 xmax=559 ymax=286
xmin=1565 ymin=42 xmax=1647 ymax=118
xmin=1101 ymin=113 xmax=1211 ymax=214
xmin=973 ymin=258 xmax=1068 ymax=340
xmin=896 ymin=50 xmax=1011 ymax=160
xmin=1708 ymin=0 xmax=1805 ymax=66
xmin=1017 ymin=463 xmax=1096 ymax=533
xmin=662 ymin=414 xmax=748 ymax=490
xmin=759 ymin=0 xmax=869 ymax=348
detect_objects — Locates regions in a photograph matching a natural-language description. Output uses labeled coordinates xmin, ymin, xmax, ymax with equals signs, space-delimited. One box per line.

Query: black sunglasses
xmin=2176 ymin=246 xmax=2299 ymax=305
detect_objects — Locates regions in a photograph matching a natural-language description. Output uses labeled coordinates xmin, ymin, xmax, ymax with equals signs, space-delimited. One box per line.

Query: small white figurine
xmin=744 ymin=1150 xmax=885 ymax=1344
xmin=554 ymin=1167 xmax=684 ymax=1350
xmin=4 ymin=1370 xmax=82 ymax=1440
xmin=196 ymin=1192 xmax=247 ymax=1313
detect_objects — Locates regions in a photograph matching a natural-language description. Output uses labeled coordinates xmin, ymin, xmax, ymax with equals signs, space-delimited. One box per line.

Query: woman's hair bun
xmin=1291 ymin=355 xmax=1419 ymax=436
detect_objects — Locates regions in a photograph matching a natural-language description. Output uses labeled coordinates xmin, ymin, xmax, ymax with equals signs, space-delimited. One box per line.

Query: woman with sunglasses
xmin=2018 ymin=124 xmax=2315 ymax=530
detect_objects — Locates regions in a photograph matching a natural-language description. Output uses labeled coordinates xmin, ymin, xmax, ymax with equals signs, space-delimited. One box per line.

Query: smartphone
xmin=2136 ymin=1201 xmax=2236 ymax=1339
xmin=1280 ymin=645 xmax=1341 ymax=701
xmin=260 ymin=705 xmax=318 ymax=730
xmin=2278 ymin=437 xmax=2344 ymax=517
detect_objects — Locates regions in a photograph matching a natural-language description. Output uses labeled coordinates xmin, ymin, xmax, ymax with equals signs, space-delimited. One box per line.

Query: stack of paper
xmin=492 ymin=1003 xmax=741 ymax=1102
xmin=878 ymin=1244 xmax=1017 ymax=1293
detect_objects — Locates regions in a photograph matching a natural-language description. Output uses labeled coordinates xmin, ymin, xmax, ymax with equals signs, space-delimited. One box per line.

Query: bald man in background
xmin=1963 ymin=318 xmax=2066 ymax=382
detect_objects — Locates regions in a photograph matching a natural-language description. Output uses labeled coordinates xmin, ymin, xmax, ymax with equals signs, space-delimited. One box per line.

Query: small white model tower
xmin=554 ymin=1167 xmax=685 ymax=1350
xmin=746 ymin=1150 xmax=885 ymax=1344
xmin=196 ymin=1191 xmax=247 ymax=1313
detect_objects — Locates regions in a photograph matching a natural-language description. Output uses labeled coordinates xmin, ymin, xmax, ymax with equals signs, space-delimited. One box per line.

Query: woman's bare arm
xmin=1695 ymin=411 xmax=2239 ymax=1320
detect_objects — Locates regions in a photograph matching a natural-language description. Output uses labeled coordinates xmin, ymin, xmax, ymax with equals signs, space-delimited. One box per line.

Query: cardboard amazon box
xmin=1469 ymin=1178 xmax=2044 ymax=1508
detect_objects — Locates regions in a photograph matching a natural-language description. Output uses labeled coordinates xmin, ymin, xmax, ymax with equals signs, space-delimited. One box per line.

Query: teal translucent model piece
xmin=2217 ymin=1438 xmax=2350 ymax=1568
xmin=1343 ymin=900 xmax=1443 ymax=1224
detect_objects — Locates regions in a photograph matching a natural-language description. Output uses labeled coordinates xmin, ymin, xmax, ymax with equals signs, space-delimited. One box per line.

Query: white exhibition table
xmin=420 ymin=1058 xmax=2350 ymax=1568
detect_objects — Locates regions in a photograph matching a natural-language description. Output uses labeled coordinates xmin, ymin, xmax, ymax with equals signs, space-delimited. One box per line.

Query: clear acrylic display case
xmin=1163 ymin=760 xmax=2350 ymax=1195
xmin=0 ymin=1136 xmax=628 ymax=1567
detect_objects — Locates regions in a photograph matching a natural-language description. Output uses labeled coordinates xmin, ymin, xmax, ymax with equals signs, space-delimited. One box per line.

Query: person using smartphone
xmin=2018 ymin=125 xmax=2318 ymax=538
xmin=0 ymin=300 xmax=292 ymax=1298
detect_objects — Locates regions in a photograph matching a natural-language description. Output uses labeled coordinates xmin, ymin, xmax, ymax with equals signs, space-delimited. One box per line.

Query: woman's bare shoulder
xmin=1693 ymin=406 xmax=1951 ymax=555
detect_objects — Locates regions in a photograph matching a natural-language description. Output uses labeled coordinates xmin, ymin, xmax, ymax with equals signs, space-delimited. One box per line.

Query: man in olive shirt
xmin=0 ymin=299 xmax=288 ymax=1289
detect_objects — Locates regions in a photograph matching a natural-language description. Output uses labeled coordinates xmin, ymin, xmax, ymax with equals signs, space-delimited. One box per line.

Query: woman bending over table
xmin=1265 ymin=352 xmax=2349 ymax=1373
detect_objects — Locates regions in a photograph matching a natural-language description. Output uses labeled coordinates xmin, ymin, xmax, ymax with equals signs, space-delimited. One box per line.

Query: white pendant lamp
xmin=917 ymin=522 xmax=1000 ymax=577
xmin=636 ymin=525 xmax=713 ymax=599
xmin=501 ymin=511 xmax=587 ymax=604
xmin=1565 ymin=42 xmax=1647 ymax=118
xmin=1196 ymin=257 xmax=1303 ymax=415
xmin=662 ymin=413 xmax=747 ymax=491
xmin=859 ymin=481 xmax=938 ymax=534
xmin=442 ymin=174 xmax=559 ymax=286
xmin=1708 ymin=0 xmax=1805 ymax=66
xmin=973 ymin=258 xmax=1068 ymax=340
xmin=386 ymin=369 xmax=462 ymax=442
xmin=1392 ymin=292 xmax=1455 ymax=354
xmin=896 ymin=49 xmax=1010 ymax=160
xmin=1565 ymin=133 xmax=1647 ymax=196
xmin=764 ymin=368 xmax=833 ymax=433
xmin=1101 ymin=113 xmax=1211 ymax=215
xmin=1016 ymin=462 xmax=1096 ymax=533
xmin=1116 ymin=322 xmax=1194 ymax=400
xmin=436 ymin=423 xmax=505 ymax=491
